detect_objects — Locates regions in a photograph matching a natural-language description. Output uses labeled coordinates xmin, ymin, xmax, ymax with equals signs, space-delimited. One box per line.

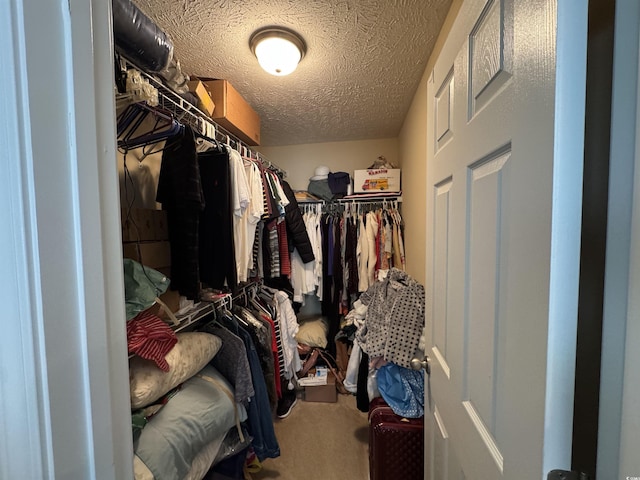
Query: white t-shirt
xmin=228 ymin=149 xmax=250 ymax=281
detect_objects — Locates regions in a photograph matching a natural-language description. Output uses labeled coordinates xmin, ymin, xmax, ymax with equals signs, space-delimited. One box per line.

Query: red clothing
xmin=277 ymin=220 xmax=291 ymax=277
xmin=260 ymin=312 xmax=282 ymax=398
xmin=127 ymin=310 xmax=177 ymax=371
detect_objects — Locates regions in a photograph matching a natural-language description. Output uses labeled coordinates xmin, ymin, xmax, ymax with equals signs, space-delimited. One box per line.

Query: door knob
xmin=410 ymin=355 xmax=430 ymax=374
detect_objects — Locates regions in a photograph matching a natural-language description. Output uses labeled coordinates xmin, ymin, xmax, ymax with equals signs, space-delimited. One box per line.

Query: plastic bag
xmin=367 ymin=367 xmax=380 ymax=401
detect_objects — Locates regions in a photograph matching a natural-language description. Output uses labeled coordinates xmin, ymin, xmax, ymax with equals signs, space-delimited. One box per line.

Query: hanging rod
xmin=297 ymin=195 xmax=402 ymax=206
xmin=115 ymin=55 xmax=287 ymax=178
xmin=338 ymin=194 xmax=402 ymax=203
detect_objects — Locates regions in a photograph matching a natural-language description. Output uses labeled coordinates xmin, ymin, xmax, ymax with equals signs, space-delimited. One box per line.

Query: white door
xmin=424 ymin=1 xmax=587 ymax=479
xmin=598 ymin=1 xmax=640 ymax=477
xmin=609 ymin=103 xmax=640 ymax=479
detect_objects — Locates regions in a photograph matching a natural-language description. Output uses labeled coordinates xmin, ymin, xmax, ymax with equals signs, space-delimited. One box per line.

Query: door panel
xmin=435 ymin=71 xmax=454 ymax=150
xmin=465 ymin=148 xmax=510 ymax=465
xmin=425 ymin=0 xmax=584 ymax=478
xmin=468 ymin=0 xmax=512 ymax=117
xmin=432 ymin=178 xmax=453 ymax=378
xmin=430 ymin=405 xmax=466 ymax=480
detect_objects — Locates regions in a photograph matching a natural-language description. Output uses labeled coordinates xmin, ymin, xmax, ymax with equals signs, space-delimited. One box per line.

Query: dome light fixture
xmin=249 ymin=27 xmax=306 ymax=76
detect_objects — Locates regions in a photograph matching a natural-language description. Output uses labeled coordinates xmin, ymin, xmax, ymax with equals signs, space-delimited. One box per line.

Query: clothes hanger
xmin=118 ymin=103 xmax=182 ymax=150
xmin=116 ymin=102 xmax=146 ymax=135
xmin=118 ymin=102 xmax=173 ymax=137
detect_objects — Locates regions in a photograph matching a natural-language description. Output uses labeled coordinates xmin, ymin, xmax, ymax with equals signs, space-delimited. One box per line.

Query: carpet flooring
xmin=252 ymin=393 xmax=370 ymax=480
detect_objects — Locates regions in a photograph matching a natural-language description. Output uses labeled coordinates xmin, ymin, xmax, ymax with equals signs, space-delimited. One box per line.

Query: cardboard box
xmin=121 ymin=208 xmax=168 ymax=242
xmin=152 ymin=209 xmax=169 ymax=241
xmin=353 ymin=168 xmax=401 ymax=193
xmin=157 ymin=289 xmax=181 ymax=315
xmin=304 ymin=371 xmax=337 ymax=403
xmin=121 ymin=208 xmax=155 ymax=242
xmin=122 ymin=241 xmax=171 ymax=277
xmin=201 ymin=78 xmax=261 ymax=146
xmin=140 ymin=289 xmax=181 ymax=319
xmin=187 ymin=80 xmax=216 ymax=116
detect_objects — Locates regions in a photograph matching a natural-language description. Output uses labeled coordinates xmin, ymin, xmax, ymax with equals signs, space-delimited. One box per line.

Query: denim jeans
xmin=223 ymin=316 xmax=280 ymax=461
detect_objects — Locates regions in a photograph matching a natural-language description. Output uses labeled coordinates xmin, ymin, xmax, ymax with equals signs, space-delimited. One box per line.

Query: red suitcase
xmin=368 ymin=397 xmax=424 ymax=480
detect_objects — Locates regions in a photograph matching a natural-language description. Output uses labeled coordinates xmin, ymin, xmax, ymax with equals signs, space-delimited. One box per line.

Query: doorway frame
xmin=0 ymin=0 xmax=132 ymax=478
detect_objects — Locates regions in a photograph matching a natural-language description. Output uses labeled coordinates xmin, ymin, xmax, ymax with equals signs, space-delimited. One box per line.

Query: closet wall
xmin=258 ymin=137 xmax=399 ymax=190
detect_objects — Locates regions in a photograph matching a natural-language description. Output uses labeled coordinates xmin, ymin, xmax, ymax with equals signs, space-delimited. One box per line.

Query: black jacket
xmin=280 ymin=180 xmax=315 ymax=264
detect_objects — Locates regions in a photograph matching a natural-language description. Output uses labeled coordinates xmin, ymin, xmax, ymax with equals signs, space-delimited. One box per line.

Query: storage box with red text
xmin=353 ymin=169 xmax=401 ymax=193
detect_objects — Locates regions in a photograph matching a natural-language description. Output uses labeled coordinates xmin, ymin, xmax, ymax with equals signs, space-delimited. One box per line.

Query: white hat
xmin=310 ymin=165 xmax=330 ymax=181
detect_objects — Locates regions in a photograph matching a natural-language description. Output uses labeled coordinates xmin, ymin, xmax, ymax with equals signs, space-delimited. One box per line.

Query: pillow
xmin=295 ymin=317 xmax=328 ymax=348
xmin=134 ymin=365 xmax=247 ymax=480
xmin=129 ymin=332 xmax=222 ymax=409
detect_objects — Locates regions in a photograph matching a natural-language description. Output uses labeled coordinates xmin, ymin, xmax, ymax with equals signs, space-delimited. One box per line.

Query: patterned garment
xmin=267 ymin=220 xmax=280 ymax=278
xmin=126 ymin=310 xmax=177 ymax=371
xmin=377 ymin=362 xmax=425 ymax=418
xmin=277 ymin=220 xmax=291 ymax=277
xmin=357 ymin=268 xmax=425 ymax=369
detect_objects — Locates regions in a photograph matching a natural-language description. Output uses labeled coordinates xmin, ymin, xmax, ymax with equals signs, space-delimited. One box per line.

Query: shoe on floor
xmin=276 ymin=395 xmax=297 ymax=419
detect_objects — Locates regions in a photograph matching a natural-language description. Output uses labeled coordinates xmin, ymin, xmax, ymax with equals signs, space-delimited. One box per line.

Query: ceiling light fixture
xmin=249 ymin=27 xmax=306 ymax=76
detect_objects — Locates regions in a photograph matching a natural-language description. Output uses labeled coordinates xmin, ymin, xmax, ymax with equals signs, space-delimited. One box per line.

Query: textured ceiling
xmin=134 ymin=0 xmax=453 ymax=146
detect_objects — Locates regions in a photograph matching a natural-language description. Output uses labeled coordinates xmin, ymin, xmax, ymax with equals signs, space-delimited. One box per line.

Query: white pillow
xmin=295 ymin=317 xmax=328 ymax=348
xmin=129 ymin=332 xmax=222 ymax=409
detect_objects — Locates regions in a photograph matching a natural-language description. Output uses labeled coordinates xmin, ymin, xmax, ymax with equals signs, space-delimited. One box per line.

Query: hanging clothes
xmin=215 ymin=312 xmax=280 ymax=462
xmin=228 ymin=148 xmax=251 ymax=283
xmin=155 ymin=125 xmax=204 ymax=300
xmin=198 ymin=146 xmax=238 ymax=292
xmin=345 ymin=214 xmax=359 ymax=295
xmin=236 ymin=306 xmax=278 ymax=409
xmin=357 ymin=212 xmax=369 ymax=293
xmin=240 ymin=160 xmax=265 ymax=280
xmin=289 ymin=203 xmax=322 ymax=303
xmin=280 ymin=179 xmax=315 ymax=264
xmin=205 ymin=324 xmax=255 ymax=405
xmin=365 ymin=210 xmax=379 ymax=286
xmin=271 ymin=289 xmax=302 ymax=384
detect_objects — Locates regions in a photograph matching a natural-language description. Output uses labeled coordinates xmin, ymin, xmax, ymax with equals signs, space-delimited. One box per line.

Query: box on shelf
xmin=152 ymin=209 xmax=169 ymax=241
xmin=353 ymin=168 xmax=401 ymax=193
xmin=303 ymin=371 xmax=337 ymax=403
xmin=122 ymin=241 xmax=171 ymax=277
xmin=187 ymin=80 xmax=216 ymax=117
xmin=200 ymin=78 xmax=261 ymax=146
xmin=121 ymin=208 xmax=153 ymax=242
xmin=121 ymin=208 xmax=168 ymax=242
xmin=157 ymin=289 xmax=181 ymax=316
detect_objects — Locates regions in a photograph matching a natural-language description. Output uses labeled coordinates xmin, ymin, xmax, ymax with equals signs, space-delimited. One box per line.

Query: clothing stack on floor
xmin=125 ymin=271 xmax=305 ymax=479
xmin=350 ymin=267 xmax=426 ymax=480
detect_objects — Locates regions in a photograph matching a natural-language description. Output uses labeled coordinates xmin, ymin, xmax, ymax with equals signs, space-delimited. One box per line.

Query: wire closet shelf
xmin=115 ymin=55 xmax=286 ymax=177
